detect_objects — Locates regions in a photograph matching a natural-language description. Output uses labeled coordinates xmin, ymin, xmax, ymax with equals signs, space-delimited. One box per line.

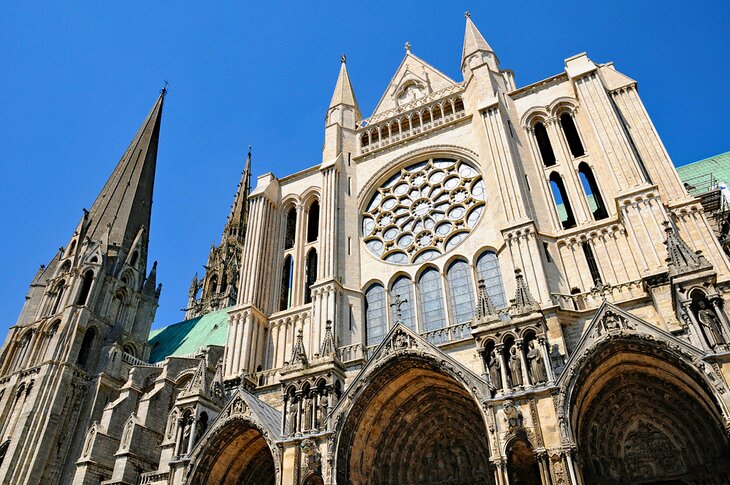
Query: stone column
xmin=710 ymin=297 xmax=730 ymax=342
xmin=496 ymin=344 xmax=509 ymax=391
xmin=186 ymin=414 xmax=198 ymax=455
xmin=539 ymin=336 xmax=555 ymax=381
xmin=174 ymin=417 xmax=184 ymax=458
xmin=684 ymin=304 xmax=711 ymax=351
xmin=516 ymin=339 xmax=531 ymax=385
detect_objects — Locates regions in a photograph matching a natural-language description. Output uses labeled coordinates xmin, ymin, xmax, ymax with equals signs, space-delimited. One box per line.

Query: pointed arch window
xmin=208 ymin=274 xmax=218 ymax=295
xmin=365 ymin=284 xmax=387 ymax=346
xmin=418 ymin=268 xmax=446 ymax=332
xmin=446 ymin=260 xmax=476 ymax=324
xmin=129 ymin=251 xmax=139 ymax=267
xmin=476 ymin=251 xmax=507 ymax=308
xmin=77 ymin=327 xmax=97 ymax=369
xmin=390 ymin=276 xmax=415 ymax=331
xmin=279 ymin=255 xmax=293 ymax=311
xmin=307 ymin=200 xmax=319 ymax=243
xmin=284 ymin=207 xmax=297 ymax=250
xmin=51 ymin=280 xmax=66 ymax=315
xmin=549 ymin=172 xmax=576 ymax=229
xmin=559 ymin=113 xmax=585 ymax=157
xmin=533 ymin=122 xmax=556 ymax=167
xmin=304 ymin=249 xmax=317 ymax=304
xmin=578 ymin=162 xmax=608 ymax=220
xmin=582 ymin=242 xmax=603 ymax=287
xmin=76 ymin=270 xmax=94 ymax=306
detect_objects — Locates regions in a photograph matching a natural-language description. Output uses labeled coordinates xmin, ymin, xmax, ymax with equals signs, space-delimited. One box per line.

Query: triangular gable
xmin=556 ymin=301 xmax=704 ymax=387
xmin=330 ymin=323 xmax=489 ymax=421
xmin=369 ymin=52 xmax=458 ymax=119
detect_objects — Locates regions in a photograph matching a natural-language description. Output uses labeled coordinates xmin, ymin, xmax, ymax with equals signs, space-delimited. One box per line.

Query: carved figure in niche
xmin=318 ymin=392 xmax=328 ymax=430
xmin=181 ymin=416 xmax=192 ymax=453
xmin=83 ymin=427 xmax=95 ymax=456
xmin=196 ymin=412 xmax=208 ymax=444
xmin=303 ymin=394 xmax=313 ymax=431
xmin=288 ymin=395 xmax=298 ymax=434
xmin=503 ymin=400 xmax=523 ymax=433
xmin=527 ymin=340 xmax=547 ymax=383
xmin=487 ymin=350 xmax=502 ymax=389
xmin=509 ymin=346 xmax=522 ymax=387
xmin=697 ymin=300 xmax=725 ymax=347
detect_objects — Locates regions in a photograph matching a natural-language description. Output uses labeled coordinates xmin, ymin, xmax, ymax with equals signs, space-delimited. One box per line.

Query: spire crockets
xmin=223 ymin=145 xmax=252 ymax=241
xmin=85 ymin=89 xmax=165 ymax=252
xmin=663 ymin=221 xmax=711 ymax=275
xmin=461 ymin=12 xmax=499 ymax=72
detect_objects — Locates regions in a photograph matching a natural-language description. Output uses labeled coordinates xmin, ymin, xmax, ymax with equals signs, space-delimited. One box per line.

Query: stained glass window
xmin=418 ymin=268 xmax=446 ymax=331
xmin=390 ymin=276 xmax=416 ymax=331
xmin=365 ymin=284 xmax=387 ymax=346
xmin=476 ymin=251 xmax=506 ymax=308
xmin=446 ymin=260 xmax=475 ymax=324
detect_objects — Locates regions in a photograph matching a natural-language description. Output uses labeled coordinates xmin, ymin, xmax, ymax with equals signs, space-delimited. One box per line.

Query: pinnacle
xmin=462 ymin=14 xmax=494 ymax=62
xmin=329 ymin=57 xmax=359 ymax=110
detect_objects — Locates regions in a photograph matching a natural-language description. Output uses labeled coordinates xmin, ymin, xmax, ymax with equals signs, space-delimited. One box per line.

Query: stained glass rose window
xmin=362 ymin=158 xmax=485 ymax=264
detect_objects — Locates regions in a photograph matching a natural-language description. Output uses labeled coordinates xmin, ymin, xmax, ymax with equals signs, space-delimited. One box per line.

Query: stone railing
xmin=253 ymin=368 xmax=280 ymax=387
xmin=337 ymin=343 xmax=366 ymax=363
xmin=422 ymin=322 xmax=472 ymax=346
xmin=358 ymin=91 xmax=467 ymax=155
xmin=552 ymin=279 xmax=646 ymax=311
xmin=359 ymin=83 xmax=464 ymax=126
xmin=121 ymin=352 xmax=160 ymax=368
xmin=139 ymin=470 xmax=170 ymax=484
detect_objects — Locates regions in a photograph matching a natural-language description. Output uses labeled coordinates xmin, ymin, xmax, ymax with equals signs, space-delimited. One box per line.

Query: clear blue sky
xmin=1 ymin=1 xmax=728 ymax=335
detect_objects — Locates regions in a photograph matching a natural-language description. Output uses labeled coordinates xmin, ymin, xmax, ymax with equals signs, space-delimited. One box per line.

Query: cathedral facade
xmin=2 ymin=14 xmax=730 ymax=485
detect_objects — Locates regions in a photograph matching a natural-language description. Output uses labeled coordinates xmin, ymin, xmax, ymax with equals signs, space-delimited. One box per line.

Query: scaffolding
xmin=683 ymin=173 xmax=730 ymax=255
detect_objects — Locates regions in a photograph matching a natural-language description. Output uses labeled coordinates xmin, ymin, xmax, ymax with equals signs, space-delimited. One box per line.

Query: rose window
xmin=362 ymin=158 xmax=486 ymax=264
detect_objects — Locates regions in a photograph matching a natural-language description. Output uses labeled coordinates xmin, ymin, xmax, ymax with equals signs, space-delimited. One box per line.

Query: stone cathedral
xmin=2 ymin=14 xmax=730 ymax=485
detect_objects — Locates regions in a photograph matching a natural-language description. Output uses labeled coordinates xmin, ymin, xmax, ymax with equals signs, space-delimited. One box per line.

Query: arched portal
xmin=336 ymin=356 xmax=491 ymax=485
xmin=568 ymin=338 xmax=730 ymax=484
xmin=507 ymin=438 xmax=541 ymax=485
xmin=186 ymin=418 xmax=276 ymax=485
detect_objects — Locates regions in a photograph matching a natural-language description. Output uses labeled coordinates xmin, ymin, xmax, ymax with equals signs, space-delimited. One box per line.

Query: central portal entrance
xmin=336 ymin=357 xmax=492 ymax=485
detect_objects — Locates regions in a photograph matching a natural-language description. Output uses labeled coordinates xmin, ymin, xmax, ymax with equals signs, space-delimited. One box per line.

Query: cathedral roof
xmin=147 ymin=305 xmax=229 ymax=363
xmin=677 ymin=151 xmax=730 ymax=187
xmin=85 ymin=89 xmax=165 ymax=251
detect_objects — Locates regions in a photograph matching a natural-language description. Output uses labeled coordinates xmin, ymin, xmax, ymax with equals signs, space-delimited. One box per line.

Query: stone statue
xmin=318 ymin=392 xmax=328 ymax=430
xmin=288 ymin=396 xmax=298 ymax=434
xmin=508 ymin=346 xmax=522 ymax=387
xmin=303 ymin=395 xmax=313 ymax=431
xmin=527 ymin=340 xmax=547 ymax=383
xmin=487 ymin=350 xmax=502 ymax=389
xmin=697 ymin=300 xmax=724 ymax=347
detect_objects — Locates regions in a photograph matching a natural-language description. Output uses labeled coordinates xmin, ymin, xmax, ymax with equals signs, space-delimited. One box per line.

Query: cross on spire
xmin=404 ymin=41 xmax=412 ymax=53
xmin=464 ymin=11 xmax=471 ymax=18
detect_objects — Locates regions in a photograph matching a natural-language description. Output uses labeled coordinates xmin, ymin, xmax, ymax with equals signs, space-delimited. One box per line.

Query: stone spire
xmin=511 ymin=269 xmax=539 ymax=315
xmin=461 ymin=13 xmax=499 ymax=72
xmin=473 ymin=280 xmax=498 ymax=324
xmin=84 ymin=89 xmax=165 ymax=252
xmin=223 ymin=146 xmax=252 ymax=242
xmin=663 ymin=221 xmax=711 ymax=275
xmin=319 ymin=320 xmax=336 ymax=357
xmin=329 ymin=55 xmax=359 ymax=112
xmin=290 ymin=329 xmax=308 ymax=366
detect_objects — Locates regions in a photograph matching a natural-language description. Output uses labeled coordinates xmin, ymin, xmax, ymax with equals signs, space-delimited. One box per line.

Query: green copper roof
xmin=677 ymin=151 xmax=730 ymax=187
xmin=148 ymin=307 xmax=230 ymax=363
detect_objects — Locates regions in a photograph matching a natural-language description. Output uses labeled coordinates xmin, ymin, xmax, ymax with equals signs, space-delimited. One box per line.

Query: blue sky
xmin=1 ymin=1 xmax=728 ymax=334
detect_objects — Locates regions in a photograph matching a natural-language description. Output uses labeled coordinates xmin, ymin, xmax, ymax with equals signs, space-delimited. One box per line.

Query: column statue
xmin=288 ymin=396 xmax=298 ymax=434
xmin=697 ymin=300 xmax=725 ymax=347
xmin=303 ymin=394 xmax=313 ymax=431
xmin=487 ymin=350 xmax=502 ymax=389
xmin=527 ymin=340 xmax=547 ymax=383
xmin=508 ymin=346 xmax=522 ymax=387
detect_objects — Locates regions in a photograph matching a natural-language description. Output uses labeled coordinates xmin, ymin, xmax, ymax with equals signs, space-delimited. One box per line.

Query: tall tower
xmin=185 ymin=148 xmax=251 ymax=319
xmin=0 ymin=90 xmax=165 ymax=485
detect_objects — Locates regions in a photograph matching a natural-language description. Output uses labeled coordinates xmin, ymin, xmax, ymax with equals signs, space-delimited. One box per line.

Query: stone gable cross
xmin=391 ymin=294 xmax=408 ymax=324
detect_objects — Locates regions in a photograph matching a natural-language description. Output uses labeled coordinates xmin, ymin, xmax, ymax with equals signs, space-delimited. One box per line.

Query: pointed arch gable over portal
xmin=556 ymin=302 xmax=730 ymax=483
xmin=183 ymin=389 xmax=282 ymax=485
xmin=331 ymin=323 xmax=493 ymax=485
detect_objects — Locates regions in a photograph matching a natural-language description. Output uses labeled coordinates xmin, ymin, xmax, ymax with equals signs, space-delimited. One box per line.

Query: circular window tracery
xmin=362 ymin=158 xmax=485 ymax=264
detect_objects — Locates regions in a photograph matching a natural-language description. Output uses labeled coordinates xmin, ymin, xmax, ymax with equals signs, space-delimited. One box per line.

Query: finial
xmin=160 ymin=80 xmax=169 ymax=97
xmin=465 ymin=11 xmax=471 ymax=18
xmin=404 ymin=41 xmax=412 ymax=53
xmin=341 ymin=53 xmax=347 ymax=64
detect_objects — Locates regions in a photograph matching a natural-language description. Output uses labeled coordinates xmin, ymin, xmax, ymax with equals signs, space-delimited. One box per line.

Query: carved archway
xmin=565 ymin=336 xmax=730 ymax=484
xmin=506 ymin=438 xmax=541 ymax=485
xmin=184 ymin=416 xmax=277 ymax=485
xmin=334 ymin=352 xmax=492 ymax=485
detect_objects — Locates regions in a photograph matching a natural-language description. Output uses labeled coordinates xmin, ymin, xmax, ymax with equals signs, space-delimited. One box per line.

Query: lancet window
xmin=549 ymin=172 xmax=576 ymax=229
xmin=578 ymin=162 xmax=608 ymax=220
xmin=418 ymin=268 xmax=446 ymax=332
xmin=446 ymin=259 xmax=475 ymax=324
xmin=475 ymin=251 xmax=506 ymax=308
xmin=365 ymin=284 xmax=387 ymax=346
xmin=559 ymin=112 xmax=585 ymax=157
xmin=389 ymin=276 xmax=415 ymax=330
xmin=533 ymin=122 xmax=556 ymax=167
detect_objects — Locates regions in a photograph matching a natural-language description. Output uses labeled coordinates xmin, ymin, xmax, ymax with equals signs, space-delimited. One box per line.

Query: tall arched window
xmin=549 ymin=172 xmax=576 ymax=229
xmin=560 ymin=112 xmax=585 ymax=157
xmin=307 ymin=201 xmax=319 ymax=243
xmin=476 ymin=251 xmax=507 ymax=308
xmin=390 ymin=276 xmax=415 ymax=331
xmin=50 ymin=280 xmax=66 ymax=315
xmin=533 ymin=122 xmax=556 ymax=167
xmin=365 ymin=284 xmax=387 ymax=346
xmin=77 ymin=327 xmax=97 ymax=369
xmin=446 ymin=260 xmax=476 ymax=324
xmin=208 ymin=274 xmax=218 ymax=295
xmin=284 ymin=207 xmax=297 ymax=250
xmin=76 ymin=270 xmax=94 ymax=306
xmin=418 ymin=268 xmax=446 ymax=332
xmin=304 ymin=249 xmax=317 ymax=304
xmin=578 ymin=162 xmax=608 ymax=220
xmin=279 ymin=255 xmax=293 ymax=311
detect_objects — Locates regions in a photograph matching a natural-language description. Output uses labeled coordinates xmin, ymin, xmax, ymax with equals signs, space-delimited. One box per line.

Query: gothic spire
xmin=319 ymin=320 xmax=336 ymax=357
xmin=224 ymin=145 xmax=252 ymax=241
xmin=474 ymin=279 xmax=498 ymax=324
xmin=329 ymin=55 xmax=360 ymax=113
xmin=84 ymin=89 xmax=165 ymax=252
xmin=663 ymin=221 xmax=711 ymax=275
xmin=511 ymin=269 xmax=539 ymax=315
xmin=461 ymin=13 xmax=499 ymax=71
xmin=290 ymin=329 xmax=308 ymax=366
